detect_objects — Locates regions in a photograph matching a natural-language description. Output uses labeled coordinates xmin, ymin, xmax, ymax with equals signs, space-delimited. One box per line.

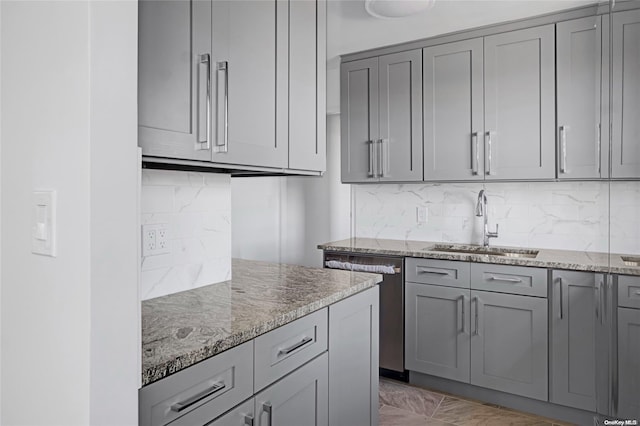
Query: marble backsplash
xmin=353 ymin=181 xmax=640 ymax=255
xmin=140 ymin=170 xmax=232 ymax=300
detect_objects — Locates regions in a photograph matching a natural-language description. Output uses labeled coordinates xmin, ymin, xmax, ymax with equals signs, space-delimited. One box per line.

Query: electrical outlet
xmin=416 ymin=206 xmax=428 ymax=224
xmin=142 ymin=223 xmax=170 ymax=256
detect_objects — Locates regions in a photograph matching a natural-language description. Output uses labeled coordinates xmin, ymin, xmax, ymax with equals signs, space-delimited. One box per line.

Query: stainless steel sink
xmin=622 ymin=256 xmax=640 ymax=267
xmin=427 ymin=244 xmax=539 ymax=259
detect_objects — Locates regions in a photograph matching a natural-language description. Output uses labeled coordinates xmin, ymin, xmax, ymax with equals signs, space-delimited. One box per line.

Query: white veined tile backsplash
xmin=140 ymin=170 xmax=231 ymax=300
xmin=353 ymin=181 xmax=640 ymax=255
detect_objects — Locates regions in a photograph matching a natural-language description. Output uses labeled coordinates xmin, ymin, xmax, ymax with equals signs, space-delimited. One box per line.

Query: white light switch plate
xmin=32 ymin=190 xmax=57 ymax=257
xmin=417 ymin=206 xmax=428 ymax=224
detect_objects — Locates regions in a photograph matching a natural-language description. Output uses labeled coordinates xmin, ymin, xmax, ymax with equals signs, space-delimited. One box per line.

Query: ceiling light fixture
xmin=364 ymin=0 xmax=436 ymax=19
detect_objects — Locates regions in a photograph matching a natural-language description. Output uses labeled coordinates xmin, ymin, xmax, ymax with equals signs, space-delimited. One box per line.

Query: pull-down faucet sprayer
xmin=476 ymin=190 xmax=499 ymax=247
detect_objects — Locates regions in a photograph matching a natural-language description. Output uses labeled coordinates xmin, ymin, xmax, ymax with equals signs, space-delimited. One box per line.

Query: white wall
xmin=88 ymin=1 xmax=139 ymax=424
xmin=1 ymin=1 xmax=138 ymax=424
xmin=141 ymin=170 xmax=232 ymax=300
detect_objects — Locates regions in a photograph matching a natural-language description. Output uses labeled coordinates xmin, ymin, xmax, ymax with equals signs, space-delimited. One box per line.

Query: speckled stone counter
xmin=141 ymin=258 xmax=382 ymax=387
xmin=318 ymin=237 xmax=640 ymax=276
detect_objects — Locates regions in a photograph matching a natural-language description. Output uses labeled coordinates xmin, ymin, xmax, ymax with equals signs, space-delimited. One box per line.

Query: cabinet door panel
xmin=423 ymin=38 xmax=484 ymax=180
xmin=289 ymin=0 xmax=326 ymax=172
xmin=557 ymin=16 xmax=605 ymax=179
xmin=612 ymin=9 xmax=640 ymax=178
xmin=379 ymin=50 xmax=423 ymax=182
xmin=550 ymin=271 xmax=597 ymax=411
xmin=138 ymin=0 xmax=212 ymax=161
xmin=618 ymin=307 xmax=640 ymax=419
xmin=191 ymin=398 xmax=254 ymax=426
xmin=329 ymin=287 xmax=379 ymax=426
xmin=255 ymin=353 xmax=328 ymax=426
xmin=405 ymin=283 xmax=470 ymax=382
xmin=470 ymin=290 xmax=548 ymax=401
xmin=211 ymin=0 xmax=287 ymax=168
xmin=341 ymin=58 xmax=379 ymax=183
xmin=484 ymin=25 xmax=555 ymax=180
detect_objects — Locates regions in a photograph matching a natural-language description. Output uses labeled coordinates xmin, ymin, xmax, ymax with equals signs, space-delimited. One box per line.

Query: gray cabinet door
xmin=618 ymin=307 xmax=640 ymax=420
xmin=549 ymin=270 xmax=597 ymax=411
xmin=288 ymin=0 xmax=326 ymax=172
xmin=484 ymin=25 xmax=555 ymax=180
xmin=254 ymin=353 xmax=328 ymax=426
xmin=470 ymin=290 xmax=548 ymax=401
xmin=612 ymin=9 xmax=640 ymax=178
xmin=423 ymin=38 xmax=484 ymax=181
xmin=341 ymin=58 xmax=379 ymax=183
xmin=138 ymin=0 xmax=212 ymax=161
xmin=210 ymin=0 xmax=287 ymax=168
xmin=405 ymin=282 xmax=470 ymax=383
xmin=557 ymin=16 xmax=607 ymax=179
xmin=329 ymin=287 xmax=379 ymax=426
xmin=378 ymin=50 xmax=423 ymax=182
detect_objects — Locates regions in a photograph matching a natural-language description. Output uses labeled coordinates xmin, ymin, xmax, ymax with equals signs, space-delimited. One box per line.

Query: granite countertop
xmin=318 ymin=237 xmax=640 ymax=277
xmin=141 ymin=258 xmax=382 ymax=387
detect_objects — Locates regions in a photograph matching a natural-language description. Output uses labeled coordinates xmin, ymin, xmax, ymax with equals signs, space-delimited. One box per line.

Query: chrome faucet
xmin=476 ymin=189 xmax=499 ymax=247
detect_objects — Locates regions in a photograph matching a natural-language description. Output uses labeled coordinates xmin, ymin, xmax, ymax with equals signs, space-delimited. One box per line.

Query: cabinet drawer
xmin=139 ymin=341 xmax=254 ymax=426
xmin=618 ymin=275 xmax=640 ymax=309
xmin=471 ymin=263 xmax=547 ymax=297
xmin=254 ymin=308 xmax=328 ymax=392
xmin=405 ymin=258 xmax=470 ymax=288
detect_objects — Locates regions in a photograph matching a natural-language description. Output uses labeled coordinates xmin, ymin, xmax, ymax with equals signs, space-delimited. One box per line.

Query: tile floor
xmin=379 ymin=378 xmax=573 ymax=426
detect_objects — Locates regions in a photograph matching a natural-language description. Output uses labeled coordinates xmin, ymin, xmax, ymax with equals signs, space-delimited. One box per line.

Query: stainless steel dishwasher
xmin=323 ymin=251 xmax=407 ymax=381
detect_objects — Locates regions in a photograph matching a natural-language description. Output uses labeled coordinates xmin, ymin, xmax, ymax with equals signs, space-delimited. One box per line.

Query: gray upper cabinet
xmin=254 ymin=353 xmax=328 ymax=426
xmin=341 ymin=50 xmax=422 ymax=183
xmin=329 ymin=287 xmax=379 ymax=426
xmin=210 ymin=0 xmax=286 ymax=169
xmin=618 ymin=307 xmax=640 ymax=419
xmin=378 ymin=50 xmax=423 ymax=182
xmin=612 ymin=9 xmax=640 ymax=179
xmin=483 ymin=25 xmax=555 ymax=180
xmin=289 ymin=0 xmax=327 ymax=172
xmin=138 ymin=0 xmax=212 ymax=161
xmin=470 ymin=290 xmax=548 ymax=401
xmin=341 ymin=58 xmax=379 ymax=183
xmin=139 ymin=0 xmax=326 ymax=174
xmin=549 ymin=270 xmax=598 ymax=412
xmin=423 ymin=38 xmax=484 ymax=181
xmin=405 ymin=282 xmax=470 ymax=383
xmin=556 ymin=16 xmax=607 ymax=180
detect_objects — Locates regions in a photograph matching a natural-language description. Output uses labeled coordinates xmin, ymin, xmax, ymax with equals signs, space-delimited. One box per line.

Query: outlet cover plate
xmin=142 ymin=223 xmax=170 ymax=257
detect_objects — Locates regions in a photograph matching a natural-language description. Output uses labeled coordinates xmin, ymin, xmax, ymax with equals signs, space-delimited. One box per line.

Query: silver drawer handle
xmin=244 ymin=414 xmax=254 ymax=426
xmin=170 ymin=381 xmax=225 ymax=412
xmin=278 ymin=336 xmax=313 ymax=355
xmin=416 ymin=267 xmax=449 ymax=275
xmin=197 ymin=53 xmax=211 ymax=150
xmin=471 ymin=132 xmax=479 ymax=175
xmin=635 ymin=290 xmax=640 ymax=296
xmin=559 ymin=125 xmax=568 ymax=174
xmin=488 ymin=275 xmax=522 ymax=283
xmin=215 ymin=61 xmax=229 ymax=153
xmin=367 ymin=140 xmax=375 ymax=177
xmin=262 ymin=402 xmax=273 ymax=426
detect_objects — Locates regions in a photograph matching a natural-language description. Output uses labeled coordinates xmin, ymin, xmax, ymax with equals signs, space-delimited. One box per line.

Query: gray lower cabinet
xmin=341 ymin=50 xmax=422 ymax=183
xmin=329 ymin=286 xmax=380 ymax=426
xmin=549 ymin=270 xmax=598 ymax=411
xmin=483 ymin=25 xmax=555 ymax=180
xmin=612 ymin=9 xmax=640 ymax=178
xmin=556 ymin=16 xmax=607 ymax=180
xmin=138 ymin=0 xmax=212 ymax=161
xmin=617 ymin=274 xmax=640 ymax=419
xmin=405 ymin=282 xmax=470 ymax=383
xmin=470 ymin=290 xmax=548 ymax=401
xmin=423 ymin=38 xmax=484 ymax=181
xmin=254 ymin=353 xmax=328 ymax=426
xmin=618 ymin=307 xmax=640 ymax=419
